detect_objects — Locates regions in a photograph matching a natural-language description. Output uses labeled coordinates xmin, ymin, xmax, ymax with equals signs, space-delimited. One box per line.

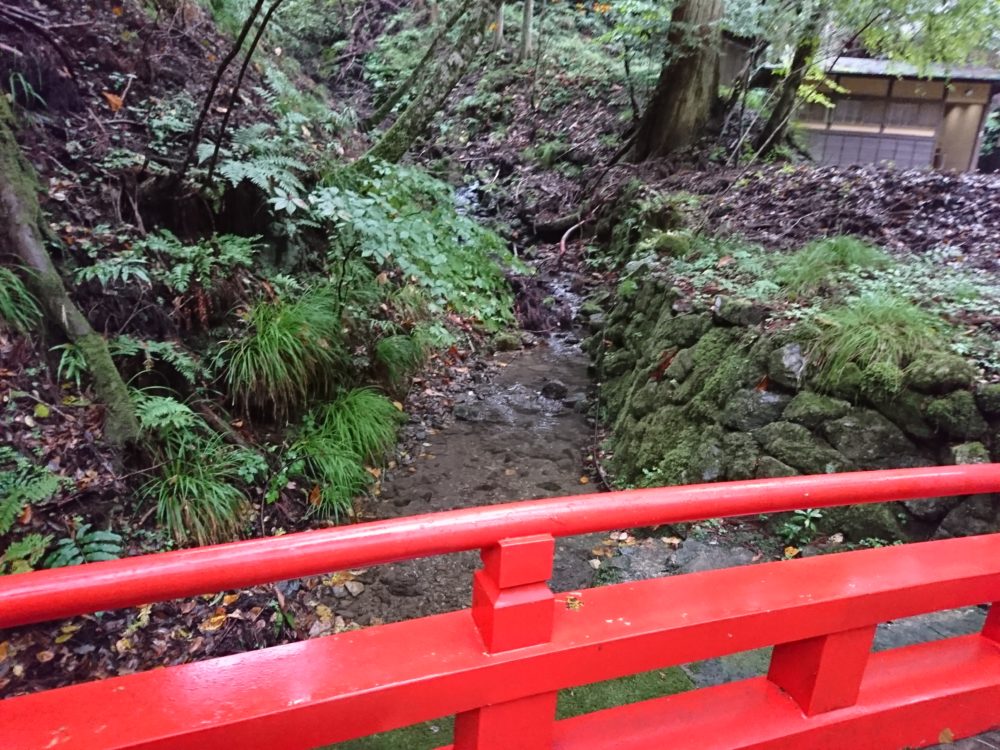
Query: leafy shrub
xmin=776 ymin=236 xmax=889 ymax=296
xmin=800 ymin=295 xmax=946 ymax=395
xmin=311 ymin=162 xmax=517 ymax=330
xmin=140 ymin=230 xmax=258 ymax=294
xmin=44 ymin=523 xmax=124 ymax=568
xmin=135 ymin=393 xmax=258 ymax=545
xmin=221 ymin=285 xmax=347 ymax=419
xmin=73 ymin=251 xmax=150 ymax=289
xmin=316 ymin=388 xmax=402 ymax=461
xmin=0 ymin=267 xmax=41 ymax=333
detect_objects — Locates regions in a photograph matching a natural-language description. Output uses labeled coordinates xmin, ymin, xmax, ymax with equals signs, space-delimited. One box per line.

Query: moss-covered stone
xmin=925 ymin=390 xmax=988 ymax=440
xmin=950 ymin=441 xmax=990 ymax=465
xmin=722 ymin=432 xmax=761 ymax=480
xmin=781 ymin=392 xmax=850 ymax=429
xmin=819 ymin=502 xmax=912 ymax=542
xmin=905 ymin=352 xmax=979 ymax=394
xmin=650 ymin=312 xmax=711 ymax=350
xmin=755 ymin=456 xmax=799 ymax=478
xmin=767 ymin=343 xmax=807 ymax=390
xmin=720 ymin=388 xmax=790 ymax=431
xmin=817 ymin=361 xmax=864 ymax=402
xmin=975 ymin=383 xmax=1000 ymax=418
xmin=935 ymin=494 xmax=999 ymax=538
xmin=603 ymin=348 xmax=637 ymax=377
xmin=493 ymin=331 xmax=521 ymax=351
xmin=752 ymin=421 xmax=852 ymax=475
xmin=821 ymin=409 xmax=919 ymax=469
xmin=712 ymin=296 xmax=768 ymax=327
xmin=630 ymin=379 xmax=670 ymax=419
xmin=663 ymin=347 xmax=695 ymax=382
xmin=872 ymin=390 xmax=934 ymax=441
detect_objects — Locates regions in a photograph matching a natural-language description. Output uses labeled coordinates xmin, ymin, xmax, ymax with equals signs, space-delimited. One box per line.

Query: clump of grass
xmin=135 ymin=394 xmax=260 ymax=545
xmin=376 ymin=334 xmax=426 ymax=385
xmin=0 ymin=267 xmax=41 ymax=333
xmin=222 ymin=285 xmax=346 ymax=419
xmin=801 ymin=295 xmax=946 ymax=394
xmin=288 ymin=389 xmax=403 ymax=517
xmin=776 ymin=236 xmax=890 ymax=296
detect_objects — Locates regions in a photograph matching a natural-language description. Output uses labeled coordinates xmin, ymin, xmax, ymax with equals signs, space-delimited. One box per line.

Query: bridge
xmin=1 ymin=465 xmax=999 ymax=749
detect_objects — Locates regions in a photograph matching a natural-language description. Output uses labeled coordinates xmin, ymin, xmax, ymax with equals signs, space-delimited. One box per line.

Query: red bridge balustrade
xmin=2 ymin=465 xmax=1000 ymax=749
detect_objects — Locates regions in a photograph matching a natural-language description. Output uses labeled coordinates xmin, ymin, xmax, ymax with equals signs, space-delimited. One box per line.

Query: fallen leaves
xmin=102 ymin=91 xmax=124 ymax=112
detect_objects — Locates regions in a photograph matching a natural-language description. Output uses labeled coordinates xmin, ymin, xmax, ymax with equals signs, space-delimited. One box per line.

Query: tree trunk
xmin=364 ymin=0 xmax=476 ymax=131
xmin=492 ymin=2 xmax=504 ymax=50
xmin=364 ymin=0 xmax=501 ymax=164
xmin=630 ymin=0 xmax=723 ymax=161
xmin=518 ymin=0 xmax=533 ymax=60
xmin=0 ymin=99 xmax=139 ymax=446
xmin=753 ymin=11 xmax=822 ymax=154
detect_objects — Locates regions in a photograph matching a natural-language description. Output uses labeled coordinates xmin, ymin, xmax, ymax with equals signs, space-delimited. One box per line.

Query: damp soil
xmin=335 ymin=328 xmax=607 ymax=626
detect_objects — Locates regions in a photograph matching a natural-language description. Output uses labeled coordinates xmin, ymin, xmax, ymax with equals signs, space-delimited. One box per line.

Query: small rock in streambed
xmin=541 ymin=380 xmax=569 ymax=400
xmin=345 ymin=581 xmax=365 ymax=597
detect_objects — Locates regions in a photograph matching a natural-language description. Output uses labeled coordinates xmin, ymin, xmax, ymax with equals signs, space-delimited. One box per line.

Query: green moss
xmin=755 ymin=455 xmax=799 ymax=478
xmin=871 ymin=390 xmax=934 ymax=441
xmin=782 ymin=392 xmax=850 ymax=429
xmin=723 ymin=432 xmax=761 ymax=480
xmin=819 ymin=502 xmax=912 ymax=542
xmin=975 ymin=383 xmax=1000 ymax=418
xmin=752 ymin=421 xmax=851 ymax=475
xmin=905 ymin=352 xmax=978 ymax=394
xmin=950 ymin=441 xmax=990 ymax=465
xmin=925 ymin=390 xmax=988 ymax=440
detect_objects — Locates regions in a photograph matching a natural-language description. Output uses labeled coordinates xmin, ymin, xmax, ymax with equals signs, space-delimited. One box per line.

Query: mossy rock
xmin=925 ymin=390 xmax=988 ymax=440
xmin=663 ymin=347 xmax=695 ymax=382
xmin=712 ymin=296 xmax=768 ymax=327
xmin=493 ymin=331 xmax=521 ymax=351
xmin=767 ymin=343 xmax=808 ymax=390
xmin=603 ymin=348 xmax=637 ymax=378
xmin=755 ymin=456 xmax=799 ymax=479
xmin=630 ymin=379 xmax=670 ymax=420
xmin=720 ymin=388 xmax=791 ymax=431
xmin=935 ymin=494 xmax=1000 ymax=538
xmin=871 ymin=390 xmax=934 ymax=441
xmin=722 ymin=432 xmax=761 ymax=480
xmin=819 ymin=502 xmax=912 ymax=542
xmin=650 ymin=313 xmax=711 ymax=350
xmin=752 ymin=421 xmax=852 ymax=475
xmin=950 ymin=441 xmax=990 ymax=465
xmin=975 ymin=383 xmax=1000 ymax=418
xmin=905 ymin=352 xmax=979 ymax=394
xmin=816 ymin=361 xmax=864 ymax=402
xmin=782 ymin=392 xmax=850 ymax=430
xmin=821 ymin=409 xmax=919 ymax=470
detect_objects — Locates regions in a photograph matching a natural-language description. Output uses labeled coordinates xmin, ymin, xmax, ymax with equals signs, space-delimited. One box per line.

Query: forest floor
xmin=3 ymin=6 xmax=1000 ymax=749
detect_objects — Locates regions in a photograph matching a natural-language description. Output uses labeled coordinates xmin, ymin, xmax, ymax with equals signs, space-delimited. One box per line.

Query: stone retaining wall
xmin=583 ymin=277 xmax=1000 ymax=541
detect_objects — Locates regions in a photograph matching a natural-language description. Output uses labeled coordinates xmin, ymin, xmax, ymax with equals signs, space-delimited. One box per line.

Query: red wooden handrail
xmin=0 ymin=464 xmax=996 ymax=629
xmin=2 ymin=465 xmax=999 ymax=750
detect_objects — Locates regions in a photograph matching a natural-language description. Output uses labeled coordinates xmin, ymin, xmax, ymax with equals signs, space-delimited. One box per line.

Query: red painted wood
xmin=2 ymin=465 xmax=998 ymax=629
xmin=4 ymin=534 xmax=1000 ymax=749
xmin=549 ymin=636 xmax=1000 ymax=749
xmin=985 ymin=604 xmax=1000 ymax=643
xmin=460 ymin=535 xmax=558 ymax=748
xmin=481 ymin=534 xmax=554 ymax=588
xmin=767 ymin=625 xmax=876 ymax=714
xmin=453 ymin=693 xmax=558 ymax=750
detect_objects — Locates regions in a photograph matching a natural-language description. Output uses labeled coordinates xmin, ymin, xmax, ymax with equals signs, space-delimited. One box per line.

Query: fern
xmin=43 ymin=524 xmax=124 ymax=568
xmin=110 ymin=336 xmax=200 ymax=383
xmin=0 ymin=448 xmax=64 ymax=536
xmin=217 ymin=154 xmax=307 ymax=195
xmin=140 ymin=230 xmax=258 ymax=294
xmin=1 ymin=534 xmax=53 ymax=575
xmin=73 ymin=252 xmax=151 ymax=289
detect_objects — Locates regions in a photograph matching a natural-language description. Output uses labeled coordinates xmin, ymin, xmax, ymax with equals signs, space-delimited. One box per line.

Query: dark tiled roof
xmin=828 ymin=56 xmax=1000 ymax=82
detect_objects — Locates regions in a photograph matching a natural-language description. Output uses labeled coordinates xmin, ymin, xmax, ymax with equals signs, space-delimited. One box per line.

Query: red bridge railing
xmin=2 ymin=465 xmax=999 ymax=749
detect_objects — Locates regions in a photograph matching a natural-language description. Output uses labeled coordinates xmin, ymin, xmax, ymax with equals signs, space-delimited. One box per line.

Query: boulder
xmin=720 ymin=389 xmax=791 ymax=431
xmin=905 ymin=352 xmax=979 ymax=394
xmin=752 ymin=421 xmax=851 ymax=475
xmin=712 ymin=296 xmax=768 ymax=327
xmin=663 ymin=347 xmax=695 ymax=382
xmin=925 ymin=390 xmax=988 ymax=440
xmin=903 ymin=497 xmax=962 ymax=522
xmin=723 ymin=432 xmax=761 ymax=480
xmin=872 ymin=390 xmax=934 ymax=441
xmin=975 ymin=383 xmax=1000 ymax=418
xmin=935 ymin=494 xmax=1000 ymax=538
xmin=755 ymin=456 xmax=799 ymax=479
xmin=820 ymin=502 xmax=912 ymax=542
xmin=821 ymin=409 xmax=918 ymax=469
xmin=667 ymin=540 xmax=756 ymax=574
xmin=767 ymin=343 xmax=808 ymax=390
xmin=782 ymin=392 xmax=851 ymax=429
xmin=950 ymin=441 xmax=990 ymax=465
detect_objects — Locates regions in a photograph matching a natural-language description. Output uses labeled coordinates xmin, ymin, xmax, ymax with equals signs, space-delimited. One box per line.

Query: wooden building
xmin=797 ymin=57 xmax=1000 ymax=171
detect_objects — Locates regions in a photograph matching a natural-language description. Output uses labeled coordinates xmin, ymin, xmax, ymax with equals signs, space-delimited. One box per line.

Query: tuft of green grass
xmin=0 ymin=267 xmax=42 ymax=333
xmin=375 ymin=334 xmax=425 ymax=386
xmin=801 ymin=295 xmax=946 ymax=394
xmin=222 ymin=285 xmax=347 ymax=420
xmin=287 ymin=389 xmax=403 ymax=518
xmin=776 ymin=236 xmax=890 ymax=296
xmin=142 ymin=434 xmax=251 ymax=545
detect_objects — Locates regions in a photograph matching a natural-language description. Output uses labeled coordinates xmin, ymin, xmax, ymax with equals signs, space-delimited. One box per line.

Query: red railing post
xmin=453 ymin=534 xmax=558 ymax=750
xmin=767 ymin=625 xmax=877 ymax=715
xmin=985 ymin=604 xmax=1000 ymax=642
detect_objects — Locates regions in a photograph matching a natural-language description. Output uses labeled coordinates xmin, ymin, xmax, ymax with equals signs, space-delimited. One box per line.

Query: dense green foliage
xmin=0 ymin=267 xmax=41 ymax=333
